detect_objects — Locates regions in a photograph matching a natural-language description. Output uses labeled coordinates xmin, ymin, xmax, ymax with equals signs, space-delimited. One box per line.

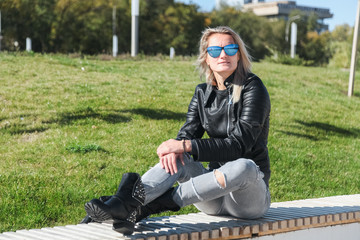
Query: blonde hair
xmin=196 ymin=26 xmax=252 ymax=103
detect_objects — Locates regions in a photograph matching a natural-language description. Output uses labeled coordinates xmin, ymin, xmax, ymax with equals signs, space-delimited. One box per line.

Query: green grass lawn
xmin=0 ymin=53 xmax=359 ymax=232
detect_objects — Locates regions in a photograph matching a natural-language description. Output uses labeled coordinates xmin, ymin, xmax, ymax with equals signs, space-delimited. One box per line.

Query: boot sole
xmin=84 ymin=201 xmax=112 ymax=222
xmin=113 ymin=219 xmax=135 ymax=235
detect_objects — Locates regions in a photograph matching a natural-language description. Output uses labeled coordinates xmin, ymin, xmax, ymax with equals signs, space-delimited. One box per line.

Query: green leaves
xmin=66 ymin=143 xmax=106 ymax=154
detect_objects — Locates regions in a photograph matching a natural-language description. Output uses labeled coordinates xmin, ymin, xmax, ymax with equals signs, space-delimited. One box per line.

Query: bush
xmin=328 ymin=41 xmax=352 ymax=69
xmin=264 ymin=53 xmax=314 ymax=66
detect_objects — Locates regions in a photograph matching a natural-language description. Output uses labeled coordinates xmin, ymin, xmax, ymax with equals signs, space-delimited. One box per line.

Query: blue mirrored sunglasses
xmin=207 ymin=44 xmax=239 ymax=58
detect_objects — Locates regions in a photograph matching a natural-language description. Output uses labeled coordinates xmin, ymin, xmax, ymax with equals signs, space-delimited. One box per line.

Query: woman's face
xmin=206 ymin=33 xmax=239 ymax=78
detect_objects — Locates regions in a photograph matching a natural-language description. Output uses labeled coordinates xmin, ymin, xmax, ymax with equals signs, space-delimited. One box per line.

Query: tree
xmin=158 ymin=3 xmax=206 ymax=55
xmin=0 ymin=0 xmax=351 ymax=63
xmin=266 ymin=19 xmax=287 ymax=55
xmin=285 ymin=10 xmax=332 ymax=66
xmin=138 ymin=0 xmax=174 ymax=55
xmin=50 ymin=0 xmax=113 ymax=54
xmin=301 ymin=31 xmax=331 ymax=66
xmin=328 ymin=24 xmax=353 ymax=69
xmin=0 ymin=0 xmax=57 ymax=52
xmin=331 ymin=24 xmax=352 ymax=42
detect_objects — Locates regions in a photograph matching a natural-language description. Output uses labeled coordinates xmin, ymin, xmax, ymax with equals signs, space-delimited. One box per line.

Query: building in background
xmin=216 ymin=0 xmax=333 ymax=32
xmin=244 ymin=0 xmax=265 ymax=4
xmin=216 ymin=0 xmax=265 ymax=9
xmin=243 ymin=1 xmax=333 ymax=31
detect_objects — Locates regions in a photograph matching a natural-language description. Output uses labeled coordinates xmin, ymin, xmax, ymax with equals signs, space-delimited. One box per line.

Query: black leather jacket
xmin=176 ymin=72 xmax=271 ymax=186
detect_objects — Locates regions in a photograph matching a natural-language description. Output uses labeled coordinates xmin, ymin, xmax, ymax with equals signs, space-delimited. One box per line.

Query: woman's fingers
xmin=160 ymin=153 xmax=180 ymax=175
xmin=167 ymin=154 xmax=176 ymax=175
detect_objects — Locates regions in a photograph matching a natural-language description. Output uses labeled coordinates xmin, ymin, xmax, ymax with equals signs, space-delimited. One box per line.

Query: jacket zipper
xmin=227 ymin=88 xmax=232 ymax=136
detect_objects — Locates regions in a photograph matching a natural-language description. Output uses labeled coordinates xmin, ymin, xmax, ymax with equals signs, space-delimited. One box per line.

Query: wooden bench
xmin=1 ymin=194 xmax=359 ymax=240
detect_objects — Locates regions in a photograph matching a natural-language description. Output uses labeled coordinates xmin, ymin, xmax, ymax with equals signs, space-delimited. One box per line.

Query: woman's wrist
xmin=182 ymin=139 xmax=192 ymax=153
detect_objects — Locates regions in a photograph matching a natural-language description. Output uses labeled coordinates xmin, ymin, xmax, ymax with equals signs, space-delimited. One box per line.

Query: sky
xmin=176 ymin=0 xmax=358 ymax=31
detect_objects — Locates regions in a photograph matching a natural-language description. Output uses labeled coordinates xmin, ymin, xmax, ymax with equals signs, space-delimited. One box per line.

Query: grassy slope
xmin=0 ymin=53 xmax=359 ymax=232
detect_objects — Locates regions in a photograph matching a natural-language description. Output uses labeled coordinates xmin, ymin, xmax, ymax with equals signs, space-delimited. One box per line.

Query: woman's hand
xmin=157 ymin=139 xmax=192 ymax=175
xmin=157 ymin=139 xmax=184 ymax=157
xmin=160 ymin=153 xmax=184 ymax=175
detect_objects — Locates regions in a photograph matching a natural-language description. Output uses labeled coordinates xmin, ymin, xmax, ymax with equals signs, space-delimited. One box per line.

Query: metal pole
xmin=131 ymin=0 xmax=139 ymax=57
xmin=285 ymin=15 xmax=300 ymax=42
xmin=113 ymin=6 xmax=116 ymax=36
xmin=26 ymin=37 xmax=32 ymax=52
xmin=348 ymin=0 xmax=360 ymax=97
xmin=290 ymin=22 xmax=297 ymax=59
xmin=112 ymin=6 xmax=118 ymax=57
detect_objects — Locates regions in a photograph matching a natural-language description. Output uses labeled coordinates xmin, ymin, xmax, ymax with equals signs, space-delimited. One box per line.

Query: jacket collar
xmin=224 ymin=72 xmax=235 ymax=88
xmin=203 ymin=73 xmax=235 ymax=105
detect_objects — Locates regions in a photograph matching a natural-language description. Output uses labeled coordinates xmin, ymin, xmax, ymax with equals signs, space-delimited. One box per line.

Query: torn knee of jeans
xmin=214 ymin=170 xmax=226 ymax=189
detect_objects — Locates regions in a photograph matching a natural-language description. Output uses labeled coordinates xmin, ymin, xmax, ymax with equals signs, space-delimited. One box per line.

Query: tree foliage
xmin=0 ymin=0 xmax=356 ymax=67
xmin=280 ymin=10 xmax=333 ymax=66
xmin=328 ymin=24 xmax=354 ymax=69
xmin=0 ymin=0 xmax=57 ymax=51
xmin=138 ymin=1 xmax=206 ymax=55
xmin=0 ymin=0 xmax=206 ymax=55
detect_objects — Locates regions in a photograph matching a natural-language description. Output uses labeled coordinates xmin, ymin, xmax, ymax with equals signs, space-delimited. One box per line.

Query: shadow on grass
xmin=43 ymin=107 xmax=131 ymax=125
xmin=0 ymin=124 xmax=49 ymax=135
xmin=295 ymin=120 xmax=360 ymax=137
xmin=277 ymin=130 xmax=320 ymax=141
xmin=1 ymin=107 xmax=186 ymax=134
xmin=43 ymin=107 xmax=185 ymax=125
xmin=278 ymin=120 xmax=360 ymax=141
xmin=120 ymin=108 xmax=186 ymax=121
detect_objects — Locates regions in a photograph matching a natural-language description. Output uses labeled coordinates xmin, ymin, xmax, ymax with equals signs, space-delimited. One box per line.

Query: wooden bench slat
xmin=1 ymin=194 xmax=359 ymax=240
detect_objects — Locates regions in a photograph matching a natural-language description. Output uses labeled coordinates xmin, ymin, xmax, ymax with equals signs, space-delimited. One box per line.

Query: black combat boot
xmin=113 ymin=187 xmax=181 ymax=234
xmin=135 ymin=187 xmax=180 ymax=222
xmin=84 ymin=172 xmax=145 ymax=235
xmin=80 ymin=196 xmax=111 ymax=224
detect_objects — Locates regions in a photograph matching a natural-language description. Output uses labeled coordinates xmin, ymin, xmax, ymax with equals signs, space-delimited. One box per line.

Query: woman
xmin=84 ymin=26 xmax=271 ymax=235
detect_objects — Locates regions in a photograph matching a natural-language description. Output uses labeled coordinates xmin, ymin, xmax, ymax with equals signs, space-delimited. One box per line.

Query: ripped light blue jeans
xmin=141 ymin=153 xmax=271 ymax=219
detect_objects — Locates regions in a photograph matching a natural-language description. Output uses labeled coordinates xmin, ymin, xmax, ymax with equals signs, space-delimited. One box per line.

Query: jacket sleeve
xmin=191 ymin=78 xmax=270 ymax=162
xmin=176 ymin=85 xmax=206 ymax=140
